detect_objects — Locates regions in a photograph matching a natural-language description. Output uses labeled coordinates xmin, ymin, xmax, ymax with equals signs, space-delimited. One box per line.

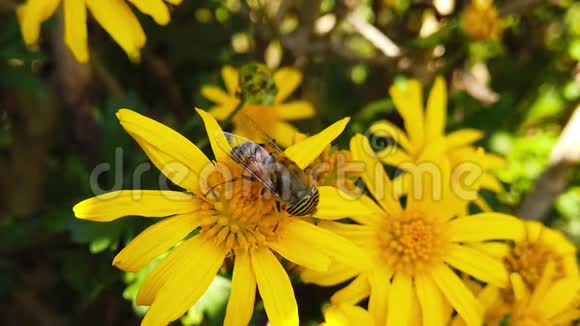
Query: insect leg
xmin=203 ymin=177 xmax=243 ymax=199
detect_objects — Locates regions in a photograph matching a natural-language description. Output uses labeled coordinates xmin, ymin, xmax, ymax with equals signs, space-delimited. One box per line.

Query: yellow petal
xmin=17 ymin=0 xmax=60 ymax=47
xmin=164 ymin=0 xmax=182 ymax=4
xmin=209 ymin=103 xmax=237 ymax=120
xmin=63 ymin=0 xmax=88 ymax=62
xmin=481 ymin=153 xmax=506 ymax=169
xmin=431 ymin=264 xmax=482 ymax=326
xmin=369 ymin=120 xmax=412 ymax=152
xmin=301 ymin=262 xmax=358 ymax=286
xmin=415 ymin=274 xmax=446 ymax=326
xmin=267 ymin=223 xmax=331 ymax=272
xmin=86 ymin=0 xmax=146 ymax=61
xmin=448 ymin=213 xmax=524 ymax=242
xmin=389 ymin=79 xmax=425 ymax=149
xmin=271 ymin=121 xmax=299 ymax=148
xmin=112 ymin=213 xmax=201 ymax=272
xmin=376 ymin=146 xmax=412 ymax=167
xmin=445 ymin=129 xmax=483 ymax=149
xmin=222 ymin=65 xmax=239 ymax=94
xmin=539 ymin=277 xmax=580 ymax=318
xmin=409 ymin=289 xmax=422 ymax=326
xmin=522 ymin=220 xmax=543 ymax=242
xmin=563 ymin=256 xmax=579 ymax=278
xmin=224 ymin=251 xmax=257 ymax=326
xmin=467 ymin=242 xmax=510 ymax=259
xmin=330 ymin=274 xmax=370 ymax=304
xmin=285 ymin=117 xmax=350 ymax=169
xmin=195 ymin=108 xmax=230 ymax=163
xmin=141 ymin=236 xmax=227 ymax=326
xmin=251 ymin=247 xmax=299 ymax=326
xmin=386 ymin=273 xmax=413 ymax=326
xmin=136 ymin=235 xmax=197 ymax=305
xmin=529 ymin=261 xmax=556 ymax=307
xmin=510 ymin=273 xmax=529 ymax=301
xmin=317 ymin=220 xmax=374 ymax=249
xmin=275 ymin=101 xmax=316 ymax=120
xmin=127 ymin=0 xmax=170 ymax=25
xmin=475 ymin=284 xmax=500 ymax=315
xmin=201 ymin=85 xmax=233 ymax=105
xmin=444 ymin=244 xmax=508 ymax=287
xmin=315 ymin=186 xmax=380 ymax=222
xmin=281 ymin=217 xmax=371 ymax=270
xmin=73 ymin=190 xmax=196 ymax=222
xmin=116 ymin=108 xmax=211 ymax=192
xmin=425 ymin=76 xmax=447 ymax=141
xmin=402 ymin=139 xmax=450 ymax=212
xmin=549 ymin=309 xmax=580 ymax=325
xmin=473 ymin=196 xmax=492 ymax=212
xmin=274 ymin=68 xmax=302 ymax=102
xmin=323 ymin=303 xmax=375 ymax=326
xmin=368 ymin=266 xmax=392 ymax=326
xmin=479 ymin=174 xmax=504 ymax=193
xmin=350 ymin=134 xmax=402 ymax=214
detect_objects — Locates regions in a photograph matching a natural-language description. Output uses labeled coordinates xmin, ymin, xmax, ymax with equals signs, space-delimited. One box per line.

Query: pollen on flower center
xmin=377 ymin=212 xmax=448 ymax=275
xmin=504 ymin=241 xmax=565 ymax=289
xmin=197 ymin=164 xmax=284 ymax=253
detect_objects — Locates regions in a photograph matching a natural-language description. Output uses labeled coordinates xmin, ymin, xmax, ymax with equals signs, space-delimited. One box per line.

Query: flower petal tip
xmin=71 ymin=202 xmax=84 ymax=219
xmin=115 ymin=108 xmax=134 ymax=120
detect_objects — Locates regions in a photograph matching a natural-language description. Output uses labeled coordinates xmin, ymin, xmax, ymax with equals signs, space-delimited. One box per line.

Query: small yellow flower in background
xmin=306 ymin=147 xmax=361 ymax=191
xmin=321 ymin=303 xmax=374 ymax=326
xmin=503 ymin=221 xmax=579 ymax=287
xmin=451 ymin=221 xmax=580 ymax=325
xmin=17 ymin=0 xmax=182 ymax=62
xmin=453 ymin=264 xmax=580 ymax=326
xmin=461 ymin=0 xmax=503 ymax=41
xmin=369 ymin=76 xmax=505 ymax=213
xmin=499 ymin=269 xmax=579 ymax=326
xmin=301 ymin=135 xmax=525 ymax=326
xmin=73 ymin=108 xmax=370 ymax=325
xmin=202 ymin=66 xmax=316 ymax=147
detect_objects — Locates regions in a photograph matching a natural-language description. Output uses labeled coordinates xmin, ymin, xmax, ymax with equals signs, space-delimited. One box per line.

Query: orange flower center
xmin=306 ymin=148 xmax=359 ymax=190
xmin=377 ymin=212 xmax=449 ymax=275
xmin=198 ymin=163 xmax=285 ymax=253
xmin=504 ymin=241 xmax=565 ymax=289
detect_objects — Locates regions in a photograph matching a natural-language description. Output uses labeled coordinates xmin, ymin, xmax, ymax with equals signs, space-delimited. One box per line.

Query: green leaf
xmin=181 ymin=275 xmax=231 ymax=325
xmin=555 ymin=187 xmax=580 ymax=221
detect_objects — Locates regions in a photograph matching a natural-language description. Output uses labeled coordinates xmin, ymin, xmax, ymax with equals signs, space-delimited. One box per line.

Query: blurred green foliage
xmin=0 ymin=0 xmax=578 ymax=324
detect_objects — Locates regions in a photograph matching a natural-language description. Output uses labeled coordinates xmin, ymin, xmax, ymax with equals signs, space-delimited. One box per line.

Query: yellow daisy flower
xmin=503 ymin=221 xmax=579 ymax=287
xmin=369 ymin=76 xmax=505 ymax=213
xmin=73 ymin=108 xmax=370 ymax=326
xmin=461 ymin=0 xmax=503 ymax=41
xmin=201 ymin=66 xmax=316 ymax=147
xmin=17 ymin=0 xmax=182 ymax=62
xmin=454 ymin=264 xmax=580 ymax=326
xmin=453 ymin=221 xmax=580 ymax=325
xmin=302 ymin=135 xmax=525 ymax=326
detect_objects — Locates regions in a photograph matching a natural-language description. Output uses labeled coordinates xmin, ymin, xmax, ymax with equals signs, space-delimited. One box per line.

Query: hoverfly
xmin=213 ymin=118 xmax=319 ymax=217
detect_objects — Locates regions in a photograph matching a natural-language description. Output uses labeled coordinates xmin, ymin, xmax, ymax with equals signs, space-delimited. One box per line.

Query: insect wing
xmin=235 ymin=112 xmax=286 ymax=155
xmin=214 ymin=131 xmax=278 ymax=193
